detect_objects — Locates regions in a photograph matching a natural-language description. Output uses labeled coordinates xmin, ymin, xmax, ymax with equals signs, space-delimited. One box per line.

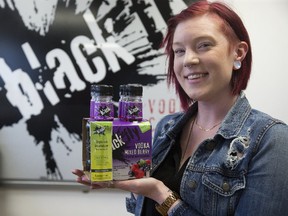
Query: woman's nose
xmin=184 ymin=51 xmax=200 ymax=67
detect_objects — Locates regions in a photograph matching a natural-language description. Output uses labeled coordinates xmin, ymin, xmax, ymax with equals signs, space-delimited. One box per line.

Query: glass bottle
xmin=124 ymin=84 xmax=143 ymax=121
xmin=118 ymin=85 xmax=127 ymax=121
xmin=91 ymin=84 xmax=114 ymax=121
xmin=90 ymin=85 xmax=95 ymax=119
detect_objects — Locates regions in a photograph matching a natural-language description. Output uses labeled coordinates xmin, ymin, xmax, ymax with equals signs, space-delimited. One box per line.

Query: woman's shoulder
xmin=248 ymin=109 xmax=288 ymax=141
xmin=156 ymin=111 xmax=187 ymax=130
xmin=250 ymin=108 xmax=287 ymax=127
xmin=153 ymin=111 xmax=185 ymax=138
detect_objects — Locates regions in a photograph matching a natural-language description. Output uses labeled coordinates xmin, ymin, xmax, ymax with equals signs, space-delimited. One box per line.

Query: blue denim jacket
xmin=126 ymin=92 xmax=288 ymax=215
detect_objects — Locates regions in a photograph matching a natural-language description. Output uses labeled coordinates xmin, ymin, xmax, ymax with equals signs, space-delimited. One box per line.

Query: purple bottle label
xmin=90 ymin=100 xmax=95 ymax=119
xmin=118 ymin=101 xmax=124 ymax=120
xmin=125 ymin=102 xmax=142 ymax=121
xmin=94 ymin=102 xmax=114 ymax=121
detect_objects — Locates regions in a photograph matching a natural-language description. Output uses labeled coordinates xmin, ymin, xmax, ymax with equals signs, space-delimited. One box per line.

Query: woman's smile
xmin=185 ymin=73 xmax=208 ymax=81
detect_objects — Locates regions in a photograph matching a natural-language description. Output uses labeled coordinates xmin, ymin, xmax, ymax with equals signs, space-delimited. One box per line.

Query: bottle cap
xmin=91 ymin=85 xmax=113 ymax=96
xmin=119 ymin=85 xmax=127 ymax=96
xmin=126 ymin=84 xmax=142 ymax=96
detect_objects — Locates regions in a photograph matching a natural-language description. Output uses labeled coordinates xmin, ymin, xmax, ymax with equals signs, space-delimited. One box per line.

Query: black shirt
xmin=142 ymin=142 xmax=189 ymax=216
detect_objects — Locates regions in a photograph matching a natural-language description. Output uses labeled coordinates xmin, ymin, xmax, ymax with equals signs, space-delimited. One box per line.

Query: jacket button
xmin=222 ymin=182 xmax=230 ymax=192
xmin=188 ymin=180 xmax=198 ymax=190
xmin=205 ymin=140 xmax=216 ymax=151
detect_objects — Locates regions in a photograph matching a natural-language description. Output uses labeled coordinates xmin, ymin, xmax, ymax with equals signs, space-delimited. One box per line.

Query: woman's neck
xmin=196 ymin=94 xmax=238 ymax=127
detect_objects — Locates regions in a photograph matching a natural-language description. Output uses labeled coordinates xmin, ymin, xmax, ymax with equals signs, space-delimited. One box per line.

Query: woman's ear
xmin=234 ymin=41 xmax=249 ymax=61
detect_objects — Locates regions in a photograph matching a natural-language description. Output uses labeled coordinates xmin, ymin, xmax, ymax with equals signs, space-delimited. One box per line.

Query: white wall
xmin=1 ymin=0 xmax=287 ymax=216
xmin=232 ymin=0 xmax=288 ymax=124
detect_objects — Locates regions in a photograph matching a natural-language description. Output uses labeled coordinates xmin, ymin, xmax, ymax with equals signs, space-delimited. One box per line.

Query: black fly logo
xmin=93 ymin=125 xmax=105 ymax=135
xmin=99 ymin=106 xmax=111 ymax=117
xmin=127 ymin=105 xmax=140 ymax=116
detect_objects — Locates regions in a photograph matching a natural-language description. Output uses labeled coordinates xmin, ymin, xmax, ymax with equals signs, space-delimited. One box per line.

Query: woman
xmin=73 ymin=1 xmax=288 ymax=215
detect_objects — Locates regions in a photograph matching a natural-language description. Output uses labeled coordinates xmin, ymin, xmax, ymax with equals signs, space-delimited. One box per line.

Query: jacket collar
xmin=218 ymin=92 xmax=251 ymax=139
xmin=166 ymin=91 xmax=251 ymax=140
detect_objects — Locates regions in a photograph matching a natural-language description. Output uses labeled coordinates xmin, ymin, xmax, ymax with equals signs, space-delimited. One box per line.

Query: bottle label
xmin=94 ymin=102 xmax=114 ymax=121
xmin=125 ymin=102 xmax=142 ymax=121
xmin=90 ymin=121 xmax=113 ymax=181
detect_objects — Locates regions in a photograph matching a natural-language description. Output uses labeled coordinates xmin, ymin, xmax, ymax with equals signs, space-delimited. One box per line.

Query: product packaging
xmin=82 ymin=118 xmax=152 ymax=181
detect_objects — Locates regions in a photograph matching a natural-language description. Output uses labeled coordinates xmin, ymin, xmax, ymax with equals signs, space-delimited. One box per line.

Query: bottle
xmin=91 ymin=84 xmax=114 ymax=121
xmin=118 ymin=85 xmax=127 ymax=121
xmin=124 ymin=84 xmax=143 ymax=121
xmin=83 ymin=120 xmax=91 ymax=172
xmin=90 ymin=86 xmax=95 ymax=119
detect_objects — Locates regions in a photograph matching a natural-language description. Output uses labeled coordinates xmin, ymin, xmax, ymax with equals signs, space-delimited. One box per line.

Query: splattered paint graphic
xmin=0 ymin=0 xmax=194 ymax=182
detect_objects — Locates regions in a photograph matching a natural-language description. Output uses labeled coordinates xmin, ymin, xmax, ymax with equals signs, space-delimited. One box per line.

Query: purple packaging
xmin=82 ymin=118 xmax=152 ymax=181
xmin=112 ymin=119 xmax=151 ymax=180
xmin=90 ymin=99 xmax=95 ymax=119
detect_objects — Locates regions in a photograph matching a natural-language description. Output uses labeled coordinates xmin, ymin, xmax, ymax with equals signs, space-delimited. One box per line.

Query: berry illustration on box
xmin=129 ymin=159 xmax=151 ymax=179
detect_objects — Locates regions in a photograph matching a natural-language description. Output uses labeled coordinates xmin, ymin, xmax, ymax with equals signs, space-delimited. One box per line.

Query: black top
xmin=142 ymin=141 xmax=189 ymax=216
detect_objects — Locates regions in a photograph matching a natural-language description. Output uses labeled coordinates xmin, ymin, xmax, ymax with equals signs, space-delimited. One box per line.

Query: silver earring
xmin=233 ymin=60 xmax=241 ymax=70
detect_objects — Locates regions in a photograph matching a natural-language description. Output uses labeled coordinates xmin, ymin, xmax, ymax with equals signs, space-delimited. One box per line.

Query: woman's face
xmin=172 ymin=14 xmax=237 ymax=102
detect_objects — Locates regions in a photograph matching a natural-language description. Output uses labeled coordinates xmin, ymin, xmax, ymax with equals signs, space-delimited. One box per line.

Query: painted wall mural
xmin=0 ymin=0 xmax=195 ymax=183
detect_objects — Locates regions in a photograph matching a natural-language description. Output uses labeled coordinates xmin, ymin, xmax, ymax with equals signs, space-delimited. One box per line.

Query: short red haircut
xmin=161 ymin=0 xmax=252 ymax=110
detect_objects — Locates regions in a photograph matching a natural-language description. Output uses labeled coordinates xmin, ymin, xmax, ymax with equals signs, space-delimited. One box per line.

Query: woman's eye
xmin=174 ymin=49 xmax=185 ymax=55
xmin=198 ymin=42 xmax=211 ymax=50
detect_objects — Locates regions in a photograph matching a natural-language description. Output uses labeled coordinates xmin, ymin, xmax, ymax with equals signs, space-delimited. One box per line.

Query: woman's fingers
xmin=72 ymin=169 xmax=91 ymax=186
xmin=72 ymin=169 xmax=85 ymax=177
xmin=72 ymin=169 xmax=112 ymax=189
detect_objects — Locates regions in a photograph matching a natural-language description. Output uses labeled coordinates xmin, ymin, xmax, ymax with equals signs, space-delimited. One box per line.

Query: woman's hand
xmin=72 ymin=169 xmax=171 ymax=204
xmin=72 ymin=169 xmax=106 ymax=189
xmin=114 ymin=177 xmax=171 ymax=204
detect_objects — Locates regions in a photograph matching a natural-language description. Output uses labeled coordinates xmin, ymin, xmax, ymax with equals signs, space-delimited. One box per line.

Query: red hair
xmin=161 ymin=0 xmax=252 ymax=110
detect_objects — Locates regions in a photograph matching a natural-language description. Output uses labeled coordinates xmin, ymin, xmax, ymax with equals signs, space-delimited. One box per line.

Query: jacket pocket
xmin=202 ymin=170 xmax=246 ymax=196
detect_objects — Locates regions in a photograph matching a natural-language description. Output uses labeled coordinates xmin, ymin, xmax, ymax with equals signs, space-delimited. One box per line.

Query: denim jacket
xmin=126 ymin=92 xmax=288 ymax=215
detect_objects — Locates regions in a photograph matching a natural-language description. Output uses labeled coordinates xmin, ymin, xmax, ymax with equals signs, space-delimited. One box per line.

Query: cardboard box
xmin=82 ymin=118 xmax=152 ymax=181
